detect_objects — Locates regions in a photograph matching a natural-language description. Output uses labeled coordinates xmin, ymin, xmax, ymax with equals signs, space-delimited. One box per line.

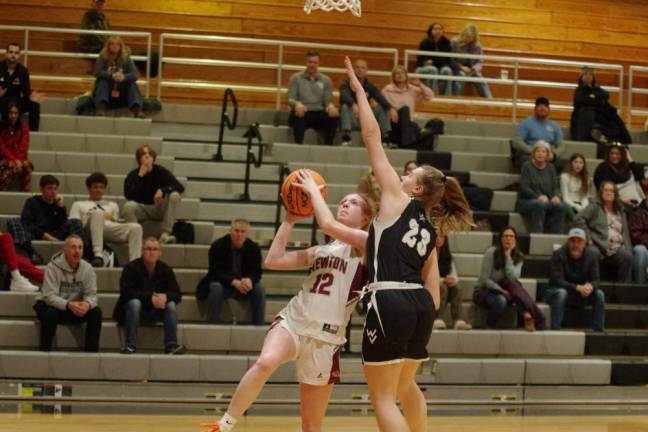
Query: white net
xmin=304 ymin=0 xmax=361 ymax=17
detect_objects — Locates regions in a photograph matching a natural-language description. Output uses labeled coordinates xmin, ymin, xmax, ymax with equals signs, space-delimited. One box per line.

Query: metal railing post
xmin=276 ymin=44 xmax=284 ymax=112
xmin=618 ymin=66 xmax=624 ymax=124
xmin=145 ymin=33 xmax=151 ymax=98
xmin=627 ymin=67 xmax=634 ymax=125
xmin=23 ymin=29 xmax=29 ymax=67
xmin=512 ymin=61 xmax=519 ymax=123
xmin=157 ymin=34 xmax=164 ymax=100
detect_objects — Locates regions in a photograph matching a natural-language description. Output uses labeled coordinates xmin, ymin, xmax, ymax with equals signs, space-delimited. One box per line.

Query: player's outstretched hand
xmin=293 ymin=168 xmax=324 ymax=197
xmin=344 ymin=56 xmax=364 ymax=94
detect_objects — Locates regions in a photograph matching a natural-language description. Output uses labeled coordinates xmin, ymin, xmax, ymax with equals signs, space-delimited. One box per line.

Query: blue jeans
xmin=483 ymin=291 xmax=509 ymax=328
xmin=124 ymin=298 xmax=178 ymax=348
xmin=415 ymin=65 xmax=453 ymax=95
xmin=516 ymin=198 xmax=566 ymax=233
xmin=207 ymin=281 xmax=266 ymax=325
xmin=633 ymin=245 xmax=648 ymax=284
xmin=94 ymin=78 xmax=143 ymax=109
xmin=543 ymin=287 xmax=605 ymax=332
xmin=453 ymin=69 xmax=492 ymax=98
xmin=340 ymin=103 xmax=390 ymax=135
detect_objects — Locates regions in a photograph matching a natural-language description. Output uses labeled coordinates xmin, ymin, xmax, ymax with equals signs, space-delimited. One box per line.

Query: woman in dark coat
xmin=570 ymin=67 xmax=631 ymax=150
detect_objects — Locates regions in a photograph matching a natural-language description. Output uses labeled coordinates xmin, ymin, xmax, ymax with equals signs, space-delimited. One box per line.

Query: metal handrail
xmin=274 ymin=165 xmax=291 ymax=234
xmin=627 ymin=65 xmax=648 ymax=125
xmin=404 ymin=49 xmax=625 ymax=123
xmin=213 ymin=88 xmax=239 ymax=162
xmin=0 ymin=25 xmax=152 ymax=97
xmin=158 ymin=33 xmax=399 ymax=108
xmin=240 ymin=123 xmax=264 ymax=202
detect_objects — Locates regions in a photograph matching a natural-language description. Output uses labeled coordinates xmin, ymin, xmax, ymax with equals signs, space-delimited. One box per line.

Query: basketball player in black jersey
xmin=344 ymin=56 xmax=474 ymax=432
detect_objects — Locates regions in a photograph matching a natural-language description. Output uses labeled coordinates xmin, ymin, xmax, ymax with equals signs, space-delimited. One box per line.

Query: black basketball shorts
xmin=361 ymin=287 xmax=435 ymax=364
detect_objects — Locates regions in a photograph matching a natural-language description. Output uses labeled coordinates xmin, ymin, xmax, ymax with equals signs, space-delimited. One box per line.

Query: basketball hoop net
xmin=304 ymin=0 xmax=362 ymax=17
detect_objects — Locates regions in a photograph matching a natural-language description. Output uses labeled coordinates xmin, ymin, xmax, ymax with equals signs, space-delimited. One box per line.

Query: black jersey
xmin=367 ymin=199 xmax=436 ymax=284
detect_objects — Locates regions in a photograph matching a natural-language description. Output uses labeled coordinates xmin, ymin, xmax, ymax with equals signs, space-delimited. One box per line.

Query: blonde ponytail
xmin=415 ymin=165 xmax=474 ymax=236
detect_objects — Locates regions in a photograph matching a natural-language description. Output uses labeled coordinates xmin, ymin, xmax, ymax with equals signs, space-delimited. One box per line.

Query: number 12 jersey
xmin=279 ymin=241 xmax=367 ymax=346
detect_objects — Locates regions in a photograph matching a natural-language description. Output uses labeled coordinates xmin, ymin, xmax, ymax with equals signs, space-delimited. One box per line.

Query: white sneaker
xmin=159 ymin=232 xmax=176 ymax=244
xmin=10 ymin=275 xmax=39 ymax=292
xmin=433 ymin=319 xmax=447 ymax=330
xmin=454 ymin=319 xmax=472 ymax=330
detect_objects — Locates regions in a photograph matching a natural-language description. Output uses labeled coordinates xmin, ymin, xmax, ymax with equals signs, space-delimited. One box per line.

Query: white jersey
xmin=279 ymin=241 xmax=367 ymax=345
xmin=69 ymin=199 xmax=120 ymax=226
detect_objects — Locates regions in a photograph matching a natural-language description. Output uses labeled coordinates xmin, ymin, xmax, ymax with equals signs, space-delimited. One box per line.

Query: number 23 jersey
xmin=367 ymin=199 xmax=436 ymax=284
xmin=279 ymin=241 xmax=367 ymax=345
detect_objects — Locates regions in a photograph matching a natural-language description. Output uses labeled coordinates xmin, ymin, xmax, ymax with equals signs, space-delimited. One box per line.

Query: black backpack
xmin=172 ymin=221 xmax=195 ymax=244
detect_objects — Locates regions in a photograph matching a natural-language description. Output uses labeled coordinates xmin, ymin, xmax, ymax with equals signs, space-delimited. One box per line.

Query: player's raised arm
xmin=295 ymin=169 xmax=368 ymax=252
xmin=265 ymin=212 xmax=313 ymax=270
xmin=344 ymin=56 xmax=407 ymax=218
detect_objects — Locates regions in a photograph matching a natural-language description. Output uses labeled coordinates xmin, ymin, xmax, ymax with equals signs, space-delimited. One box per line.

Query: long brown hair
xmin=567 ymin=153 xmax=590 ymax=196
xmin=414 ymin=165 xmax=474 ymax=236
xmin=598 ymin=181 xmax=622 ymax=210
xmin=99 ymin=36 xmax=129 ymax=67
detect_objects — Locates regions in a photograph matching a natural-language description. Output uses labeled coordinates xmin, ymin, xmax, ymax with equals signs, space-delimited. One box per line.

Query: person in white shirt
xmin=560 ymin=153 xmax=592 ymax=219
xmin=70 ymin=172 xmax=142 ymax=267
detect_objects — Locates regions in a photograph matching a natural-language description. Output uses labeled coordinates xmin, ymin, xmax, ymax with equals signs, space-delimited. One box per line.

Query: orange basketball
xmin=281 ymin=169 xmax=328 ymax=216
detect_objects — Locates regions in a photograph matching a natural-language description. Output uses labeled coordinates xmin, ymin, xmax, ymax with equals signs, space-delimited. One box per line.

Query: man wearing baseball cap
xmin=512 ymin=96 xmax=564 ymax=170
xmin=543 ymin=228 xmax=605 ymax=332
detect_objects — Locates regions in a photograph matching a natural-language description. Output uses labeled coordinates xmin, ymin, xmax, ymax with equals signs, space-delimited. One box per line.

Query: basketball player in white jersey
xmin=344 ymin=56 xmax=473 ymax=432
xmin=202 ymin=169 xmax=372 ymax=432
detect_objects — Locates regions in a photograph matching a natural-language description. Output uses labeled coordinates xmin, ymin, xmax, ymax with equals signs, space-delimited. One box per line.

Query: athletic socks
xmin=219 ymin=413 xmax=237 ymax=431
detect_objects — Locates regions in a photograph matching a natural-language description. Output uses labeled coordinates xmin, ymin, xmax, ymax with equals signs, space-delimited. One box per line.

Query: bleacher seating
xmin=1 ymin=0 xmax=648 ymax=399
xmin=1 ymin=94 xmax=648 ymax=392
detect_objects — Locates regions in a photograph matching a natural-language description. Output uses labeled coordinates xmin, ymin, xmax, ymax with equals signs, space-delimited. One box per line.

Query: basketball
xmin=281 ymin=169 xmax=328 ymax=216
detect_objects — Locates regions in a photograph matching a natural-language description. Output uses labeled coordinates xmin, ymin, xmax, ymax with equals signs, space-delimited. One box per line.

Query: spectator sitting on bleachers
xmin=0 ymin=102 xmax=33 ymax=191
xmin=593 ymin=144 xmax=645 ymax=208
xmin=560 ymin=153 xmax=593 ymax=220
xmin=403 ymin=159 xmax=418 ymax=176
xmin=433 ymin=235 xmax=471 ymax=330
xmin=0 ymin=42 xmax=43 ymax=131
xmin=570 ymin=66 xmax=631 ymax=148
xmin=382 ymin=65 xmax=434 ymax=148
xmin=123 ymin=144 xmax=184 ymax=244
xmin=415 ymin=23 xmax=453 ymax=95
xmin=70 ymin=172 xmax=142 ymax=267
xmin=113 ymin=237 xmax=185 ymax=355
xmin=79 ymin=0 xmax=110 ymax=54
xmin=473 ymin=226 xmax=545 ymax=331
xmin=287 ymin=50 xmax=338 ymax=145
xmin=356 ymin=169 xmax=381 ymax=214
xmin=450 ymin=24 xmax=492 ymax=98
xmin=628 ymin=196 xmax=648 ymax=284
xmin=195 ymin=219 xmax=265 ymax=325
xmin=511 ymin=97 xmax=564 ymax=170
xmin=0 ymin=231 xmax=41 ymax=292
xmin=574 ymin=181 xmax=634 ymax=283
xmin=339 ymin=58 xmax=394 ymax=146
xmin=544 ymin=227 xmax=605 ymax=332
xmin=7 ymin=174 xmax=87 ymax=265
xmin=515 ymin=141 xmax=566 ymax=234
xmin=93 ymin=36 xmax=144 ymax=118
xmin=34 ymin=235 xmax=102 ymax=352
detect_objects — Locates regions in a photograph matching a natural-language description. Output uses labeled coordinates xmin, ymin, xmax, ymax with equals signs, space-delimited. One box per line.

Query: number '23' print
xmin=310 ymin=273 xmax=333 ymax=295
xmin=401 ymin=219 xmax=431 ymax=256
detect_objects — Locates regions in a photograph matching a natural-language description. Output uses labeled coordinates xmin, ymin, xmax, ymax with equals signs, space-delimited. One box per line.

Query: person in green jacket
xmin=79 ymin=0 xmax=111 ymax=54
xmin=515 ymin=141 xmax=566 ymax=233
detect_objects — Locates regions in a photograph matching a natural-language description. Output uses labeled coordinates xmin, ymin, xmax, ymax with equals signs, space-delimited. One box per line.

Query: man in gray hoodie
xmin=33 ymin=235 xmax=102 ymax=352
